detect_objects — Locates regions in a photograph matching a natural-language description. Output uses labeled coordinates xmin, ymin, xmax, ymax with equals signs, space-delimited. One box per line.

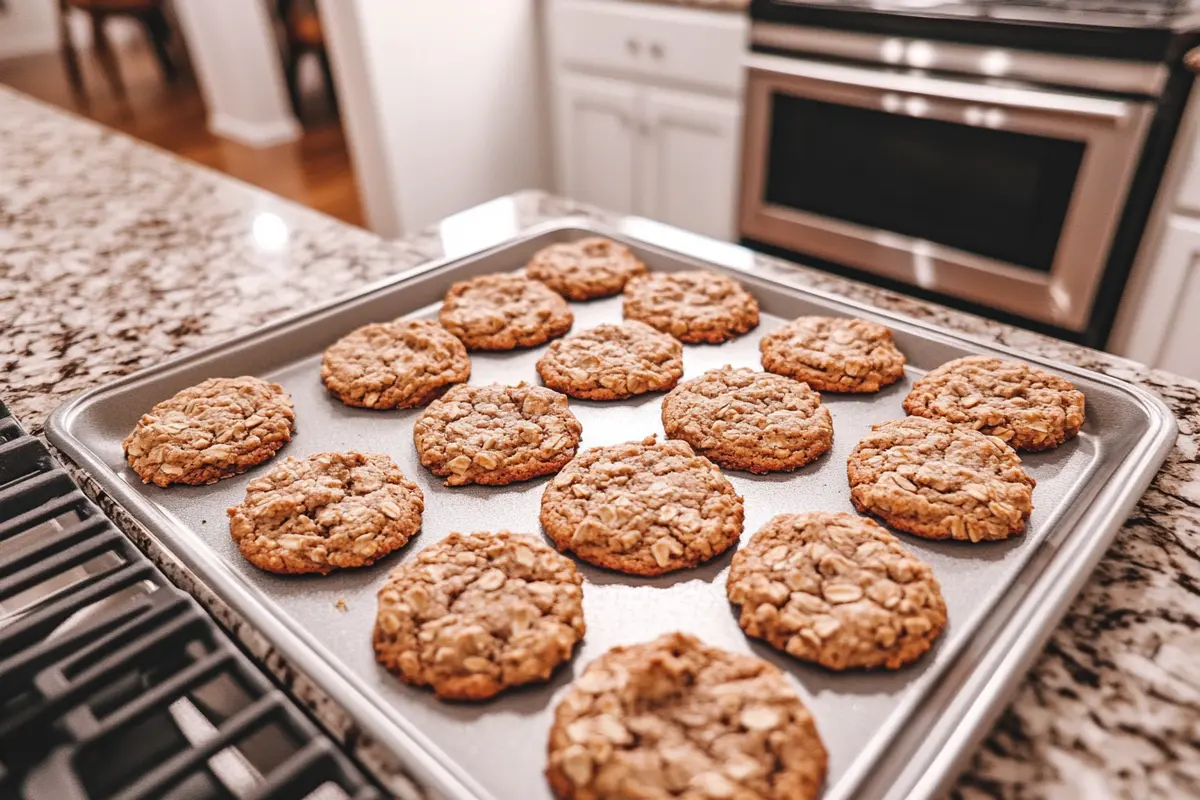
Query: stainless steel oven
xmin=739 ymin=24 xmax=1164 ymax=334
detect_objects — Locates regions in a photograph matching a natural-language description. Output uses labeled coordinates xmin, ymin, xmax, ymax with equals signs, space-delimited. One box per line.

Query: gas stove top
xmin=768 ymin=0 xmax=1200 ymax=28
xmin=752 ymin=0 xmax=1200 ymax=60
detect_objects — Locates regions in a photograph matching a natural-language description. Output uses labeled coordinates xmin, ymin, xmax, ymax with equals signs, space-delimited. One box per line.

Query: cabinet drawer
xmin=548 ymin=0 xmax=747 ymax=95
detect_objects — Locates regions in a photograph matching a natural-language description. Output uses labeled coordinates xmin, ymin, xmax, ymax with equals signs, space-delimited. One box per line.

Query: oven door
xmin=740 ymin=53 xmax=1155 ymax=332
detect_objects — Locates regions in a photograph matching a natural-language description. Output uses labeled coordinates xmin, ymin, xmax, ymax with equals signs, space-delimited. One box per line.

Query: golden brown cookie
xmin=373 ymin=531 xmax=585 ymax=701
xmin=545 ymin=632 xmax=827 ymax=800
xmin=228 ymin=451 xmax=423 ymax=574
xmin=661 ymin=366 xmax=833 ymax=473
xmin=321 ymin=318 xmax=470 ymax=409
xmin=623 ymin=270 xmax=759 ymax=344
xmin=903 ymin=355 xmax=1086 ymax=451
xmin=847 ymin=416 xmax=1035 ymax=542
xmin=413 ymin=383 xmax=583 ymax=487
xmin=760 ymin=316 xmax=907 ymax=393
xmin=540 ymin=436 xmax=744 ymax=576
xmin=438 ymin=273 xmax=574 ymax=351
xmin=526 ymin=237 xmax=649 ymax=301
xmin=536 ymin=322 xmax=683 ymax=401
xmin=727 ymin=512 xmax=946 ymax=670
xmin=123 ymin=376 xmax=295 ymax=487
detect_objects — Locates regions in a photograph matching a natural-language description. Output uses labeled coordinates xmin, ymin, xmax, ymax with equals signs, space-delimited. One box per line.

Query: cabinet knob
xmin=650 ymin=42 xmax=664 ymax=60
xmin=626 ymin=38 xmax=640 ymax=55
xmin=1187 ymin=46 xmax=1200 ymax=73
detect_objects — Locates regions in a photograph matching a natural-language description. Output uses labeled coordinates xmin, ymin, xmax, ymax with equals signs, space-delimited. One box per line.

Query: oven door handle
xmin=744 ymin=53 xmax=1133 ymax=122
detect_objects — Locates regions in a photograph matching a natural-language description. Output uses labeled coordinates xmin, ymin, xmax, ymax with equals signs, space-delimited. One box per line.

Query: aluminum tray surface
xmin=48 ymin=222 xmax=1176 ymax=800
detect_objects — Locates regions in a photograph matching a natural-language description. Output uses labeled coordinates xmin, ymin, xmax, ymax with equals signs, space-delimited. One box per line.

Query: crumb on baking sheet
xmin=336 ymin=598 xmax=348 ymax=612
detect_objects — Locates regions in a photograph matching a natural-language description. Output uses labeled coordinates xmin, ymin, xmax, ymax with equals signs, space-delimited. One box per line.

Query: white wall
xmin=320 ymin=0 xmax=552 ymax=236
xmin=0 ymin=0 xmax=57 ymax=59
xmin=173 ymin=0 xmax=300 ymax=147
xmin=0 ymin=0 xmax=145 ymax=60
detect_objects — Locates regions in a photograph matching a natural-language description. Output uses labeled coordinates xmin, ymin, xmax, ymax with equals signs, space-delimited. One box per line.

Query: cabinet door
xmin=553 ymin=73 xmax=639 ymax=215
xmin=638 ymin=87 xmax=742 ymax=240
xmin=1147 ymin=216 xmax=1200 ymax=380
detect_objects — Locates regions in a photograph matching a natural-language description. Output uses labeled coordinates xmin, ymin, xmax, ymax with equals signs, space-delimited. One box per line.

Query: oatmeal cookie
xmin=123 ymin=376 xmax=295 ymax=487
xmin=413 ymin=383 xmax=582 ymax=486
xmin=537 ymin=322 xmax=683 ymax=401
xmin=228 ymin=451 xmax=423 ymax=574
xmin=540 ymin=436 xmax=744 ymax=575
xmin=438 ymin=273 xmax=573 ymax=351
xmin=527 ymin=237 xmax=649 ymax=301
xmin=321 ymin=318 xmax=469 ymax=409
xmin=623 ymin=270 xmax=759 ymax=344
xmin=374 ymin=531 xmax=585 ymax=701
xmin=760 ymin=316 xmax=906 ymax=393
xmin=661 ymin=366 xmax=833 ymax=473
xmin=847 ymin=416 xmax=1035 ymax=542
xmin=727 ymin=512 xmax=946 ymax=670
xmin=545 ymin=632 xmax=827 ymax=800
xmin=903 ymin=355 xmax=1086 ymax=451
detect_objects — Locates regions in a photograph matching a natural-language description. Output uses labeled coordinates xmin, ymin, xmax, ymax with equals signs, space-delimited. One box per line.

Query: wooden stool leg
xmin=141 ymin=8 xmax=178 ymax=83
xmin=57 ymin=3 xmax=86 ymax=101
xmin=90 ymin=14 xmax=127 ymax=102
xmin=318 ymin=48 xmax=338 ymax=114
xmin=285 ymin=50 xmax=304 ymax=121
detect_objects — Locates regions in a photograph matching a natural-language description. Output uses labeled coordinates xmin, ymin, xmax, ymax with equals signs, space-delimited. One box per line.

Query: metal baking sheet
xmin=47 ymin=220 xmax=1177 ymax=800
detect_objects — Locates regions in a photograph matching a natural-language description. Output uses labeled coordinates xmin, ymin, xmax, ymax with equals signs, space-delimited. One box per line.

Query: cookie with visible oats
xmin=537 ymin=322 xmax=683 ymax=401
xmin=413 ymin=383 xmax=582 ymax=486
xmin=623 ymin=270 xmax=759 ymax=344
xmin=760 ymin=316 xmax=907 ymax=393
xmin=439 ymin=273 xmax=574 ymax=351
xmin=540 ymin=436 xmax=744 ymax=575
xmin=374 ymin=531 xmax=585 ymax=701
xmin=727 ymin=512 xmax=946 ymax=670
xmin=123 ymin=376 xmax=295 ymax=487
xmin=228 ymin=451 xmax=423 ymax=575
xmin=847 ymin=416 xmax=1035 ymax=542
xmin=527 ymin=237 xmax=649 ymax=301
xmin=661 ymin=366 xmax=833 ymax=473
xmin=545 ymin=632 xmax=827 ymax=800
xmin=903 ymin=355 xmax=1086 ymax=451
xmin=321 ymin=318 xmax=470 ymax=409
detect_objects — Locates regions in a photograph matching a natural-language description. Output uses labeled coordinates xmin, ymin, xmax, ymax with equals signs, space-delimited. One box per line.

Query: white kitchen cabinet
xmin=639 ymin=87 xmax=742 ymax=240
xmin=546 ymin=0 xmax=747 ymax=240
xmin=1112 ymin=90 xmax=1200 ymax=378
xmin=1130 ymin=215 xmax=1200 ymax=379
xmin=549 ymin=0 xmax=746 ymax=95
xmin=1159 ymin=272 xmax=1200 ymax=378
xmin=555 ymin=73 xmax=641 ymax=217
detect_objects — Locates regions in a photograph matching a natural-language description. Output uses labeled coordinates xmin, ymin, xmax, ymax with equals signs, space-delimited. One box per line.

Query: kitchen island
xmin=2 ymin=86 xmax=1198 ymax=798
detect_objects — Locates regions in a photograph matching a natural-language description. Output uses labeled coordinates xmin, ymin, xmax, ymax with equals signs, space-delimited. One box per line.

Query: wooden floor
xmin=0 ymin=43 xmax=365 ymax=228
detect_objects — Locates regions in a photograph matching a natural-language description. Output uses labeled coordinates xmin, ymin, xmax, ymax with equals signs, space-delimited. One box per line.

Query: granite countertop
xmin=3 ymin=86 xmax=1199 ymax=799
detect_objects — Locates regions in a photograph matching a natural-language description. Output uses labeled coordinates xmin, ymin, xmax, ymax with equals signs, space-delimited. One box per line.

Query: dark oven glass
xmin=764 ymin=94 xmax=1087 ymax=273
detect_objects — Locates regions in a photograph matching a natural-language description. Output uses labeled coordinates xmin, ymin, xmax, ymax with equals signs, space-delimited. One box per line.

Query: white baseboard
xmin=208 ymin=112 xmax=301 ymax=148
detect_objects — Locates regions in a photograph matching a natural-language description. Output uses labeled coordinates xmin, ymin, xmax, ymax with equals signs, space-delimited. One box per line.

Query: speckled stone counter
xmin=3 ymin=86 xmax=1199 ymax=799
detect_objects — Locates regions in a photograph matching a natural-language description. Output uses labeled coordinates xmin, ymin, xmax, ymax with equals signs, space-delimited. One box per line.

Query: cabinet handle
xmin=626 ymin=38 xmax=640 ymax=55
xmin=650 ymin=42 xmax=664 ymax=59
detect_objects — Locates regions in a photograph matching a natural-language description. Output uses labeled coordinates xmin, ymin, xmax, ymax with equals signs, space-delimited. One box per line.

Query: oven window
xmin=764 ymin=94 xmax=1086 ymax=273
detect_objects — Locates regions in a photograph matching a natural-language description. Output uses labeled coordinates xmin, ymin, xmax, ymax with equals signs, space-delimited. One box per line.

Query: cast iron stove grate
xmin=0 ymin=399 xmax=382 ymax=800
